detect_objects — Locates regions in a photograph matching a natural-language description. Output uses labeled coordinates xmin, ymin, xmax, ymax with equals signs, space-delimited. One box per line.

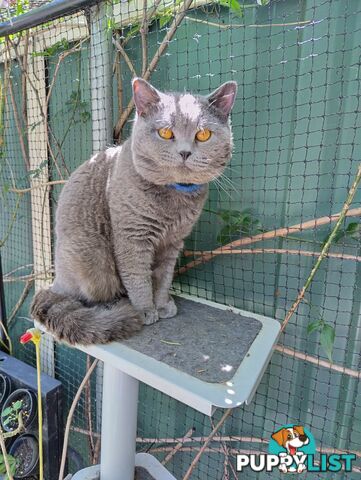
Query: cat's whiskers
xmin=211 ymin=176 xmax=233 ymax=201
xmin=218 ymin=172 xmax=238 ymax=195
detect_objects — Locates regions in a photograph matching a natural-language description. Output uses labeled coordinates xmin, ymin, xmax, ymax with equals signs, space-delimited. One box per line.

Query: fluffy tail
xmin=31 ymin=288 xmax=143 ymax=345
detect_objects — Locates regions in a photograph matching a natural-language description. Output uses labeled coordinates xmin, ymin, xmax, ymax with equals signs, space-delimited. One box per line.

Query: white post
xmin=100 ymin=364 xmax=139 ymax=480
xmin=89 ymin=1 xmax=113 ymax=151
xmin=89 ymin=0 xmax=113 ymax=438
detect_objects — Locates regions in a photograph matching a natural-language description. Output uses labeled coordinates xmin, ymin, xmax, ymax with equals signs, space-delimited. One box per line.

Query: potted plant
xmin=8 ymin=434 xmax=39 ymax=479
xmin=1 ymin=389 xmax=37 ymax=433
xmin=0 ymin=375 xmax=11 ymax=410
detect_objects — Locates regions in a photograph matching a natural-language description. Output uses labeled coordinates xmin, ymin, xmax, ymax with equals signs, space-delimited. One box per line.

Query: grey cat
xmin=31 ymin=78 xmax=237 ymax=345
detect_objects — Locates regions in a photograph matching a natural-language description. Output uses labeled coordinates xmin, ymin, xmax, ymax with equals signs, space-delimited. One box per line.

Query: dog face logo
xmin=272 ymin=426 xmax=309 ymax=455
xmin=270 ymin=425 xmax=313 ymax=473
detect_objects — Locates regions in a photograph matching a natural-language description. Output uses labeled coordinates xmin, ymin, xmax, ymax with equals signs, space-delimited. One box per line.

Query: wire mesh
xmin=0 ymin=0 xmax=360 ymax=478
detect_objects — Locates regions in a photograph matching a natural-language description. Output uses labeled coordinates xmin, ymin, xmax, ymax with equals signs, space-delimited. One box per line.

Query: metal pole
xmin=0 ymin=0 xmax=101 ymax=37
xmin=100 ymin=364 xmax=139 ymax=480
xmin=0 ymin=252 xmax=9 ymax=351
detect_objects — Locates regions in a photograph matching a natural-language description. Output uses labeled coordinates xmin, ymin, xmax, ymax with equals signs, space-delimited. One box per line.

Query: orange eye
xmin=195 ymin=129 xmax=212 ymax=142
xmin=158 ymin=128 xmax=174 ymax=140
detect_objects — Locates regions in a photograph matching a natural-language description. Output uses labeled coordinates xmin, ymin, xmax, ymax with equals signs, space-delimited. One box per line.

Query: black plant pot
xmin=1 ymin=388 xmax=37 ymax=433
xmin=0 ymin=373 xmax=11 ymax=409
xmin=9 ymin=434 xmax=39 ymax=479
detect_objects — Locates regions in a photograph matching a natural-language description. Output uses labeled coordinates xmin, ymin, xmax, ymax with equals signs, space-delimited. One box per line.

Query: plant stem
xmin=281 ymin=164 xmax=361 ymax=332
xmin=3 ymin=412 xmax=24 ymax=439
xmin=0 ymin=429 xmax=13 ymax=480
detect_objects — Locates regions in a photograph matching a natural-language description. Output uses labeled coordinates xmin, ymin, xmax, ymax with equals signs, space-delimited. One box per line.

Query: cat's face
xmin=131 ymin=79 xmax=237 ymax=185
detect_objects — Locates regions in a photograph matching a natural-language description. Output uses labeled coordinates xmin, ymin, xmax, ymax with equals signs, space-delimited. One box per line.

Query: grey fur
xmin=31 ymin=79 xmax=237 ymax=345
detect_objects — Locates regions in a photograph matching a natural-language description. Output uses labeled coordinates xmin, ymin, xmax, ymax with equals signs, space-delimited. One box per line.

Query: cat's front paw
xmin=143 ymin=309 xmax=159 ymax=325
xmin=158 ymin=298 xmax=177 ymax=319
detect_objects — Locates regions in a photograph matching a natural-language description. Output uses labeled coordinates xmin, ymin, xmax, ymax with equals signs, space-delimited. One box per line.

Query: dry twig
xmin=85 ymin=355 xmax=96 ymax=464
xmin=8 ymin=278 xmax=33 ymax=325
xmin=141 ymin=0 xmax=148 ymax=76
xmin=178 ymin=207 xmax=361 ymax=274
xmin=114 ymin=0 xmax=194 ymax=140
xmin=9 ymin=180 xmax=66 ymax=194
xmin=112 ymin=37 xmax=138 ymax=77
xmin=275 ymin=345 xmax=361 ymax=379
xmin=162 ymin=428 xmax=194 ymax=466
xmin=183 ymin=408 xmax=232 ymax=480
xmin=58 ymin=359 xmax=99 ymax=480
xmin=184 ymin=248 xmax=361 ymax=262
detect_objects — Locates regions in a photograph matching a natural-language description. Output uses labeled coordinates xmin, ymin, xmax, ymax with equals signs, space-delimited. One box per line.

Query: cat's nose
xmin=179 ymin=151 xmax=192 ymax=161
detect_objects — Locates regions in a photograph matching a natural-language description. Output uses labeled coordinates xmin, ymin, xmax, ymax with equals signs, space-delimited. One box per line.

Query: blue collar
xmin=168 ymin=183 xmax=203 ymax=193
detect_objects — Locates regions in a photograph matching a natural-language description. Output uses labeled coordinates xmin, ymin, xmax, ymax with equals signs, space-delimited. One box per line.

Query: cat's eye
xmin=195 ymin=129 xmax=212 ymax=142
xmin=158 ymin=128 xmax=174 ymax=140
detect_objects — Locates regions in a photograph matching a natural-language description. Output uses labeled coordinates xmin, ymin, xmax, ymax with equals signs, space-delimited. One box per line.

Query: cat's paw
xmin=143 ymin=309 xmax=159 ymax=325
xmin=158 ymin=298 xmax=177 ymax=319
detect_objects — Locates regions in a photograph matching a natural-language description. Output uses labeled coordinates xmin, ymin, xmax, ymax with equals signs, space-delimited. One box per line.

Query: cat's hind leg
xmin=54 ymin=238 xmax=124 ymax=304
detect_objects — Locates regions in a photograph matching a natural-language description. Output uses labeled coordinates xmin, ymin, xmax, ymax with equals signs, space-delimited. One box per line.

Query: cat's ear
xmin=132 ymin=78 xmax=161 ymax=117
xmin=207 ymin=81 xmax=238 ymax=118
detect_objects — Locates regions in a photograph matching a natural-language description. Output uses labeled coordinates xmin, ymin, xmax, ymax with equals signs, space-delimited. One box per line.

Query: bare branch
xmin=184 ymin=16 xmax=312 ymax=29
xmin=184 ymin=248 xmax=361 ymax=262
xmin=9 ymin=179 xmax=67 ymax=194
xmin=58 ymin=359 xmax=99 ymax=480
xmin=8 ymin=278 xmax=33 ymax=326
xmin=114 ymin=0 xmax=194 ymax=140
xmin=162 ymin=428 xmax=194 ymax=466
xmin=141 ymin=0 xmax=148 ymax=76
xmin=112 ymin=36 xmax=138 ymax=77
xmin=178 ymin=207 xmax=361 ymax=274
xmin=183 ymin=408 xmax=232 ymax=480
xmin=275 ymin=345 xmax=361 ymax=379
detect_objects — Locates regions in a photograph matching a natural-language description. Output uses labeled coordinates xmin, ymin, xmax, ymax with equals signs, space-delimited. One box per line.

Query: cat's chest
xmin=142 ymin=193 xmax=204 ymax=245
xmin=162 ymin=207 xmax=198 ymax=239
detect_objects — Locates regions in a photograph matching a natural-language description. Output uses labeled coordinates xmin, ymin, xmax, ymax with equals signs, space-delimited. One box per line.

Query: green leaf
xmin=320 ymin=324 xmax=335 ymax=362
xmin=328 ymin=221 xmax=361 ymax=244
xmin=217 ymin=224 xmax=240 ymax=244
xmin=218 ymin=0 xmax=244 ymax=17
xmin=1 ymin=407 xmax=12 ymax=417
xmin=11 ymin=400 xmax=23 ymax=411
xmin=32 ymin=38 xmax=70 ymax=57
xmin=159 ymin=13 xmax=173 ymax=28
xmin=307 ymin=319 xmax=324 ymax=334
xmin=346 ymin=222 xmax=360 ymax=239
xmin=107 ymin=17 xmax=116 ymax=31
xmin=257 ymin=0 xmax=270 ymax=5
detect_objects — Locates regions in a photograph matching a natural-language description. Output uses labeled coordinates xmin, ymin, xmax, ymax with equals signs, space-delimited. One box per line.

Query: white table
xmin=55 ymin=294 xmax=280 ymax=480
